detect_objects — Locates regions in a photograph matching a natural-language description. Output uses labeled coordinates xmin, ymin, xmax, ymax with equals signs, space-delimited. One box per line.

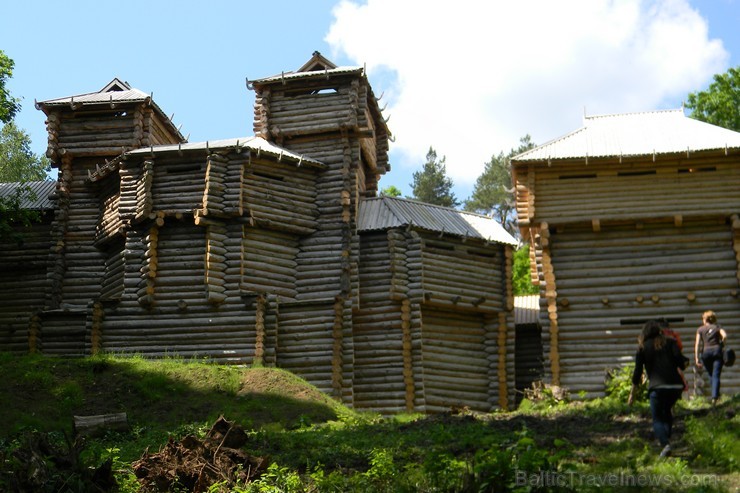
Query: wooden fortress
xmin=0 ymin=53 xmax=518 ymax=413
xmin=512 ymin=109 xmax=740 ymax=398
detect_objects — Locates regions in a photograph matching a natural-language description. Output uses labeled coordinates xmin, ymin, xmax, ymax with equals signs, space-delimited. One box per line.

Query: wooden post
xmin=401 ymin=299 xmax=414 ymax=411
xmin=28 ymin=313 xmax=41 ymax=353
xmin=497 ymin=311 xmax=508 ymax=410
xmin=138 ymin=225 xmax=158 ymax=306
xmin=332 ymin=296 xmax=344 ymax=398
xmin=254 ymin=294 xmax=266 ymax=365
xmin=540 ymin=224 xmax=560 ymax=386
xmin=90 ymin=302 xmax=104 ymax=355
xmin=205 ymin=222 xmax=227 ymax=304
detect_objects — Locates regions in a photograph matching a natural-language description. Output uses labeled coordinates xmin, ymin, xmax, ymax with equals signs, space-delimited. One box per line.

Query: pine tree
xmin=410 ymin=147 xmax=459 ymax=208
xmin=464 ymin=135 xmax=535 ymax=235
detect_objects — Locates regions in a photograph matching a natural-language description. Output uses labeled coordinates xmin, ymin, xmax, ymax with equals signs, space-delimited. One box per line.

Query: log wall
xmin=0 ymin=219 xmax=53 ymax=352
xmin=353 ymin=232 xmax=408 ymax=412
xmin=60 ymin=157 xmax=108 ymax=306
xmin=519 ymin=157 xmax=740 ymax=225
xmin=420 ymin=308 xmax=493 ymax=412
xmin=1 ymin=64 xmax=517 ymax=414
xmin=546 ymin=219 xmax=740 ymax=397
xmin=419 ymin=235 xmax=508 ymax=313
xmin=276 ymin=299 xmax=336 ymax=394
xmin=100 ymin=219 xmax=258 ymax=363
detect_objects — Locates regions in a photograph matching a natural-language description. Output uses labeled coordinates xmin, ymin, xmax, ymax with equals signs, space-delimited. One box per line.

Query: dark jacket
xmin=632 ymin=337 xmax=687 ymax=390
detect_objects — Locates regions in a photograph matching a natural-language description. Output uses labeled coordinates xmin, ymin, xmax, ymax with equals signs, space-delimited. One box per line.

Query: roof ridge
xmin=585 ymin=108 xmax=684 ymax=121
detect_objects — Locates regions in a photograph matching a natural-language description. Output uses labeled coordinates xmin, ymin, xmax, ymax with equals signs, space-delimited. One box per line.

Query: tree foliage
xmin=513 ymin=244 xmax=538 ymax=295
xmin=0 ymin=50 xmax=21 ymax=124
xmin=686 ymin=66 xmax=740 ymax=132
xmin=0 ymin=186 xmax=41 ymax=244
xmin=410 ymin=147 xmax=459 ymax=208
xmin=0 ymin=122 xmax=50 ymax=182
xmin=464 ymin=135 xmax=535 ymax=236
xmin=379 ymin=185 xmax=402 ymax=198
xmin=0 ymin=51 xmax=49 ymax=243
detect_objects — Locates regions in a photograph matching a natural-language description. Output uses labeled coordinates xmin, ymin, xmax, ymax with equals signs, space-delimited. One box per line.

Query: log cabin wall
xmin=250 ymin=61 xmax=390 ymax=404
xmin=514 ymin=146 xmax=740 ymax=398
xmin=96 ymin=144 xmax=322 ymax=364
xmin=35 ymin=87 xmax=183 ymax=352
xmin=546 ymin=218 xmax=740 ymax=397
xmin=0 ymin=215 xmax=54 ymax=352
xmin=353 ymin=231 xmax=414 ymax=413
xmin=416 ymin=232 xmax=513 ymax=411
xmin=0 ymin=57 xmax=517 ymax=413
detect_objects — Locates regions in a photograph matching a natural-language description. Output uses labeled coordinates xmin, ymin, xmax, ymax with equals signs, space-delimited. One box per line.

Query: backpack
xmin=724 ymin=347 xmax=736 ymax=367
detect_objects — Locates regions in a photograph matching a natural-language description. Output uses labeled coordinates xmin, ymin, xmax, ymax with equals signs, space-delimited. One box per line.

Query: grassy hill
xmin=0 ymin=352 xmax=737 ymax=492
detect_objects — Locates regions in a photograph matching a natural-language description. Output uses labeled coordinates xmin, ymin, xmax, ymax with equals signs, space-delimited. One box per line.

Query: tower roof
xmin=36 ymin=78 xmax=185 ymax=142
xmin=513 ymin=109 xmax=740 ymax=163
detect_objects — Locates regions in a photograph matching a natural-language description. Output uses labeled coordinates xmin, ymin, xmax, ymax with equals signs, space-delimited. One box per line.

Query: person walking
xmin=628 ymin=320 xmax=688 ymax=457
xmin=658 ymin=318 xmax=687 ymax=392
xmin=694 ymin=310 xmax=727 ymax=406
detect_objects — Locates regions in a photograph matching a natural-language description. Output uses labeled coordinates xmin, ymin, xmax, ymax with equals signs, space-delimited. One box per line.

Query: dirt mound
xmin=239 ymin=367 xmax=332 ymax=403
xmin=132 ymin=416 xmax=267 ymax=493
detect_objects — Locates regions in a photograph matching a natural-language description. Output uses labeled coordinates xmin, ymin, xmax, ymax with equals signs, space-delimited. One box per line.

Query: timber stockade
xmin=1 ymin=52 xmax=523 ymax=413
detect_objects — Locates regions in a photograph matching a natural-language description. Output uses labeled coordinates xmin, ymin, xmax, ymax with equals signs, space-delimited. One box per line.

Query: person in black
xmin=628 ymin=319 xmax=688 ymax=457
xmin=694 ymin=310 xmax=727 ymax=406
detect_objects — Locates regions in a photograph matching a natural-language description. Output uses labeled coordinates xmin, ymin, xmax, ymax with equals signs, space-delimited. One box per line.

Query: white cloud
xmin=326 ymin=0 xmax=728 ymax=188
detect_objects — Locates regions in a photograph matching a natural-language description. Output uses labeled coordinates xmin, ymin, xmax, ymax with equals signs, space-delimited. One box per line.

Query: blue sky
xmin=2 ymin=0 xmax=738 ymax=201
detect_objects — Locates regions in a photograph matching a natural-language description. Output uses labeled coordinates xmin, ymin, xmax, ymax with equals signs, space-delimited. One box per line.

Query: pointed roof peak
xmin=99 ymin=78 xmax=131 ymax=93
xmin=297 ymin=51 xmax=338 ymax=72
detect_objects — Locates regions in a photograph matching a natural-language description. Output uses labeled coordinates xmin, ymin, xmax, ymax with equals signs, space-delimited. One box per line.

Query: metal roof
xmin=37 ymin=78 xmax=185 ymax=142
xmin=250 ymin=66 xmax=364 ymax=86
xmin=38 ymin=78 xmax=154 ymax=107
xmin=127 ymin=136 xmax=325 ymax=168
xmin=514 ymin=295 xmax=541 ymax=326
xmin=0 ymin=180 xmax=57 ymax=210
xmin=513 ymin=109 xmax=740 ymax=162
xmin=357 ymin=196 xmax=518 ymax=246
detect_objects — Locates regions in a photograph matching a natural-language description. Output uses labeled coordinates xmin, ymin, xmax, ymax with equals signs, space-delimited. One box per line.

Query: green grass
xmin=0 ymin=353 xmax=737 ymax=492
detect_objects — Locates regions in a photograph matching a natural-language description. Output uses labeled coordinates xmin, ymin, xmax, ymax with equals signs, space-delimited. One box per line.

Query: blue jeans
xmin=702 ymin=347 xmax=724 ymax=399
xmin=649 ymin=388 xmax=682 ymax=446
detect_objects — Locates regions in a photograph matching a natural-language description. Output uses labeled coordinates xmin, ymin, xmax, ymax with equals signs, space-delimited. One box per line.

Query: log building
xmin=0 ymin=53 xmax=518 ymax=413
xmin=512 ymin=109 xmax=740 ymax=398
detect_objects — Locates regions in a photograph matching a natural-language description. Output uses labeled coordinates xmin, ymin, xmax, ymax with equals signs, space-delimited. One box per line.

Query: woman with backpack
xmin=694 ymin=310 xmax=728 ymax=406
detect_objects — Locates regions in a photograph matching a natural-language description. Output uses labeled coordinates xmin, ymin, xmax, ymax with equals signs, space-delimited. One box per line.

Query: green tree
xmin=686 ymin=66 xmax=740 ymax=131
xmin=0 ymin=50 xmax=21 ymax=124
xmin=410 ymin=147 xmax=459 ymax=207
xmin=0 ymin=51 xmax=49 ymax=243
xmin=464 ymin=135 xmax=535 ymax=236
xmin=513 ymin=244 xmax=538 ymax=295
xmin=380 ymin=185 xmax=402 ymax=198
xmin=0 ymin=122 xmax=50 ymax=182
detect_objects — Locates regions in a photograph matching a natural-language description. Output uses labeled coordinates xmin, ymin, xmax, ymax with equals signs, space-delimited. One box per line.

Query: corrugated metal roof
xmin=514 ymin=295 xmax=541 ymax=326
xmin=513 ymin=109 xmax=740 ymax=162
xmin=0 ymin=181 xmax=57 ymax=210
xmin=37 ymin=78 xmax=185 ymax=142
xmin=250 ymin=66 xmax=364 ymax=86
xmin=127 ymin=136 xmax=325 ymax=168
xmin=39 ymin=79 xmax=150 ymax=107
xmin=357 ymin=196 xmax=518 ymax=245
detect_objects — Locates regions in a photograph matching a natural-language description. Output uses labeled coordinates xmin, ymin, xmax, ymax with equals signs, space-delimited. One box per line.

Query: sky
xmin=2 ymin=0 xmax=739 ymax=202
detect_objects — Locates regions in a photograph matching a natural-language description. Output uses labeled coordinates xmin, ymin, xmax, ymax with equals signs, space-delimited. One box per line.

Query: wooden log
xmin=73 ymin=413 xmax=128 ymax=437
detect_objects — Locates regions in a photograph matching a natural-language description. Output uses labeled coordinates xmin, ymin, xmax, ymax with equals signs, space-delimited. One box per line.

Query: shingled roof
xmin=514 ymin=109 xmax=740 ymax=163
